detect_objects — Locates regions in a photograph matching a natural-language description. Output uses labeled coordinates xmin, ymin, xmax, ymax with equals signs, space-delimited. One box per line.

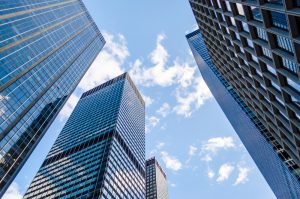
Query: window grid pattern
xmin=23 ymin=73 xmax=146 ymax=198
xmin=187 ymin=29 xmax=300 ymax=199
xmin=189 ymin=0 xmax=300 ymax=170
xmin=146 ymin=157 xmax=168 ymax=199
xmin=0 ymin=0 xmax=105 ymax=195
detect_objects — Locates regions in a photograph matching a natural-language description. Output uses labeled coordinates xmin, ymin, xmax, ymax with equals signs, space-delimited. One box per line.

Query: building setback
xmin=23 ymin=73 xmax=145 ymax=198
xmin=146 ymin=157 xmax=168 ymax=199
xmin=187 ymin=27 xmax=300 ymax=198
xmin=0 ymin=0 xmax=105 ymax=196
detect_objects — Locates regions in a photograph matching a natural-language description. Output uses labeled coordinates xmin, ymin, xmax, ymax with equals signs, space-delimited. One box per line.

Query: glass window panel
xmin=256 ymin=27 xmax=268 ymax=41
xmin=276 ymin=35 xmax=294 ymax=53
xmin=247 ymin=38 xmax=254 ymax=48
xmin=236 ymin=3 xmax=245 ymax=16
xmin=281 ymin=57 xmax=298 ymax=73
xmin=225 ymin=1 xmax=232 ymax=12
xmin=266 ymin=0 xmax=283 ymax=5
xmin=230 ymin=17 xmax=236 ymax=26
xmin=270 ymin=11 xmax=288 ymax=30
xmin=251 ymin=6 xmax=263 ymax=22
xmin=242 ymin=22 xmax=249 ymax=32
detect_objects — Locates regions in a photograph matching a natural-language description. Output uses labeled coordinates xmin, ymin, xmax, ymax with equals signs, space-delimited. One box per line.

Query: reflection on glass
xmin=271 ymin=11 xmax=288 ymax=30
xmin=236 ymin=3 xmax=245 ymax=16
xmin=251 ymin=6 xmax=263 ymax=22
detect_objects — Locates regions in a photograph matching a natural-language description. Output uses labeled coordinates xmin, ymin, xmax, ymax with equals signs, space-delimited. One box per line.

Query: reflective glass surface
xmin=23 ymin=73 xmax=145 ymax=198
xmin=187 ymin=30 xmax=300 ymax=199
xmin=0 ymin=0 xmax=105 ymax=195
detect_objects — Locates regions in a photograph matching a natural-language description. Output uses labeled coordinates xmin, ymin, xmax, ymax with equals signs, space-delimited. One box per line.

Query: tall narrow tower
xmin=23 ymin=73 xmax=145 ymax=198
xmin=146 ymin=157 xmax=168 ymax=199
xmin=0 ymin=0 xmax=105 ymax=195
xmin=187 ymin=29 xmax=300 ymax=198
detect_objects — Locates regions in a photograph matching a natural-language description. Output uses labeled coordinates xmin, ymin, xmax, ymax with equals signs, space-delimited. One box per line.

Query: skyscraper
xmin=23 ymin=73 xmax=145 ymax=199
xmin=146 ymin=157 xmax=168 ymax=199
xmin=0 ymin=0 xmax=105 ymax=195
xmin=187 ymin=29 xmax=300 ymax=198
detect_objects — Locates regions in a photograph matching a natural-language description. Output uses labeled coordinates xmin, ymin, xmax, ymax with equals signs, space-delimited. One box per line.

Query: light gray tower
xmin=146 ymin=157 xmax=168 ymax=199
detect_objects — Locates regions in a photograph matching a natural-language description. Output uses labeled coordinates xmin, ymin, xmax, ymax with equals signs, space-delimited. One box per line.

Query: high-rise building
xmin=146 ymin=157 xmax=168 ymax=199
xmin=23 ymin=73 xmax=145 ymax=199
xmin=0 ymin=0 xmax=105 ymax=196
xmin=187 ymin=28 xmax=300 ymax=198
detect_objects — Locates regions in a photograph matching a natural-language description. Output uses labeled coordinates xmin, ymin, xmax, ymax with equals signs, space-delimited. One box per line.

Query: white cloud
xmin=156 ymin=142 xmax=165 ymax=149
xmin=200 ymin=137 xmax=235 ymax=162
xmin=128 ymin=33 xmax=212 ymax=117
xmin=202 ymin=137 xmax=235 ymax=153
xmin=208 ymin=169 xmax=215 ymax=179
xmin=234 ymin=166 xmax=250 ymax=185
xmin=59 ymin=94 xmax=80 ymax=121
xmin=171 ymin=183 xmax=176 ymax=187
xmin=2 ymin=182 xmax=22 ymax=199
xmin=160 ymin=151 xmax=182 ymax=171
xmin=149 ymin=142 xmax=166 ymax=156
xmin=146 ymin=116 xmax=160 ymax=133
xmin=78 ymin=32 xmax=127 ymax=91
xmin=142 ymin=94 xmax=154 ymax=107
xmin=130 ymin=34 xmax=196 ymax=88
xmin=188 ymin=145 xmax=198 ymax=156
xmin=156 ymin=103 xmax=171 ymax=117
xmin=173 ymin=77 xmax=212 ymax=117
xmin=216 ymin=163 xmax=234 ymax=183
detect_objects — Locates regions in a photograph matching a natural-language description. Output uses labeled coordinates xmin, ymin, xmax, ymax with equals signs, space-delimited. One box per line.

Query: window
xmin=276 ymin=35 xmax=294 ymax=54
xmin=235 ymin=33 xmax=240 ymax=41
xmin=287 ymin=77 xmax=300 ymax=92
xmin=270 ymin=11 xmax=288 ymax=30
xmin=252 ymin=55 xmax=259 ymax=63
xmin=250 ymin=6 xmax=263 ymax=22
xmin=225 ymin=26 xmax=230 ymax=34
xmin=216 ymin=0 xmax=222 ymax=8
xmin=281 ymin=57 xmax=298 ymax=73
xmin=230 ymin=17 xmax=236 ymax=26
xmin=265 ymin=0 xmax=283 ymax=5
xmin=240 ymin=47 xmax=245 ymax=53
xmin=256 ymin=27 xmax=267 ymax=41
xmin=236 ymin=3 xmax=245 ymax=16
xmin=267 ymin=64 xmax=277 ymax=76
xmin=262 ymin=47 xmax=272 ymax=59
xmin=247 ymin=38 xmax=254 ymax=48
xmin=225 ymin=1 xmax=232 ymax=12
xmin=242 ymin=22 xmax=249 ymax=32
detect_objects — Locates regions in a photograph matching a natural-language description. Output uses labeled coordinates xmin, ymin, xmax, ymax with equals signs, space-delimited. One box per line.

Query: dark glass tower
xmin=23 ymin=73 xmax=145 ymax=199
xmin=187 ymin=29 xmax=300 ymax=198
xmin=146 ymin=157 xmax=168 ymax=199
xmin=0 ymin=0 xmax=105 ymax=195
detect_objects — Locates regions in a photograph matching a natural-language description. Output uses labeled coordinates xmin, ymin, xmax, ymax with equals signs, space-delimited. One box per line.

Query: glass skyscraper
xmin=187 ymin=29 xmax=300 ymax=198
xmin=0 ymin=0 xmax=105 ymax=196
xmin=23 ymin=73 xmax=145 ymax=199
xmin=146 ymin=157 xmax=168 ymax=199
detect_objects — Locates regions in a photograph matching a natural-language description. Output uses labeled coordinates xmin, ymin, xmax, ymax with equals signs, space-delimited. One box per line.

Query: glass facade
xmin=189 ymin=0 xmax=300 ymax=195
xmin=186 ymin=30 xmax=300 ymax=198
xmin=23 ymin=73 xmax=145 ymax=198
xmin=0 ymin=0 xmax=105 ymax=196
xmin=146 ymin=157 xmax=168 ymax=199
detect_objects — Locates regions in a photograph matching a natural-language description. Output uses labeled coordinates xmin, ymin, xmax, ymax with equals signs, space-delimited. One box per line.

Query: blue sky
xmin=4 ymin=1 xmax=276 ymax=198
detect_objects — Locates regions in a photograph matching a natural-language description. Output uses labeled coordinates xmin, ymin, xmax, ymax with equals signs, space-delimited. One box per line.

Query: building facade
xmin=187 ymin=29 xmax=300 ymax=198
xmin=146 ymin=157 xmax=168 ymax=199
xmin=23 ymin=73 xmax=145 ymax=199
xmin=0 ymin=0 xmax=105 ymax=196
